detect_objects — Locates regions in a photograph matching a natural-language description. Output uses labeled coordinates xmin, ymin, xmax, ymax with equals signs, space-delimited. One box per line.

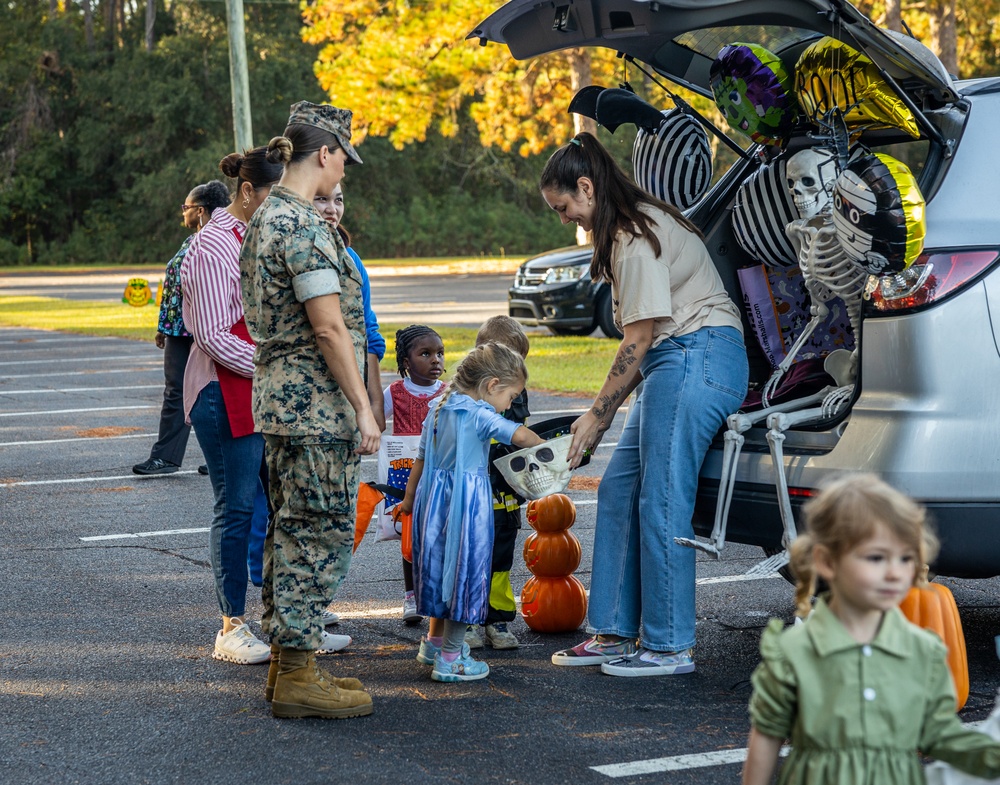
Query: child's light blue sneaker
xmin=431 ymin=649 xmax=489 ymax=682
xmin=418 ymin=639 xmax=471 ymax=666
xmin=416 ymin=636 xmax=442 ymax=665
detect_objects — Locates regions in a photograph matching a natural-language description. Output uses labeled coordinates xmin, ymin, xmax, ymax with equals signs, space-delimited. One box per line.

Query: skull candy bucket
xmin=493 ymin=435 xmax=574 ymax=501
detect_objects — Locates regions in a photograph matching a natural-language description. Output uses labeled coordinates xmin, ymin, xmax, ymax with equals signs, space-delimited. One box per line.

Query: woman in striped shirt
xmin=180 ymin=147 xmax=282 ymax=666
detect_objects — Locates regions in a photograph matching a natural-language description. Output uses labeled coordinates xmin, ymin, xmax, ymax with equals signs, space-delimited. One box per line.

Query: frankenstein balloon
xmin=832 ymin=152 xmax=925 ymax=275
xmin=796 ymin=37 xmax=919 ymax=138
xmin=710 ymin=43 xmax=798 ymax=145
xmin=633 ymin=110 xmax=713 ymax=210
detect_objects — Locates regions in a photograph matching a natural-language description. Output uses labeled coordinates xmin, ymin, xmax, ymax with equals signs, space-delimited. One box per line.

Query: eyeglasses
xmin=181 ymin=203 xmax=202 ymax=211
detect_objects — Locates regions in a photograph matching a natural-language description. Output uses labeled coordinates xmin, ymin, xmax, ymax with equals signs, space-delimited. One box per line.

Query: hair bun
xmin=266 ymin=136 xmax=293 ymax=166
xmin=219 ymin=152 xmax=244 ymax=179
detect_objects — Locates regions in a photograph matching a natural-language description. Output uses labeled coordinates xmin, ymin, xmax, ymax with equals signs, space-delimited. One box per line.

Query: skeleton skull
xmin=493 ymin=435 xmax=573 ymax=501
xmin=786 ymin=148 xmax=838 ymax=219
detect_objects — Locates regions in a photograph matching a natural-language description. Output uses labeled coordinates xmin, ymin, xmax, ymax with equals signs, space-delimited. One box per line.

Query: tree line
xmin=2 ymin=0 xmax=997 ymax=267
xmin=0 ymin=0 xmax=578 ymax=266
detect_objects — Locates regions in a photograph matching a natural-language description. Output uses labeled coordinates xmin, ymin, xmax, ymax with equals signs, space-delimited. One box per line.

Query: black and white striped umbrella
xmin=731 ymin=156 xmax=799 ymax=269
xmin=632 ymin=110 xmax=712 ymax=210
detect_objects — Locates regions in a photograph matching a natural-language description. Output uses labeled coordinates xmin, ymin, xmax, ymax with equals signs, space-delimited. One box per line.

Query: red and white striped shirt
xmin=180 ymin=208 xmax=253 ymax=421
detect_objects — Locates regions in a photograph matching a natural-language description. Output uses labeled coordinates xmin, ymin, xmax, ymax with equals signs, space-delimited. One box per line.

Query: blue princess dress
xmin=412 ymin=393 xmax=521 ymax=624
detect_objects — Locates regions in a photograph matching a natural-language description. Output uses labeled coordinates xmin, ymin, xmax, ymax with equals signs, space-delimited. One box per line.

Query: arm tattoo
xmin=591 ymin=342 xmax=639 ymax=421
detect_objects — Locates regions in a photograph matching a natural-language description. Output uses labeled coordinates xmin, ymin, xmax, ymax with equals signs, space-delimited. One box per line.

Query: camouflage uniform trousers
xmin=261 ymin=434 xmax=360 ymax=650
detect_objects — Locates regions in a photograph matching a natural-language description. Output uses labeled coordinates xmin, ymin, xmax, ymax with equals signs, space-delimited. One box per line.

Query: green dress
xmin=750 ymin=597 xmax=1000 ymax=785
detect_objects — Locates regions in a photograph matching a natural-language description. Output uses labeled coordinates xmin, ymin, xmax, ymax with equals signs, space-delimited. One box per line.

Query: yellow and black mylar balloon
xmin=831 ymin=152 xmax=925 ymax=275
xmin=795 ymin=37 xmax=919 ymax=138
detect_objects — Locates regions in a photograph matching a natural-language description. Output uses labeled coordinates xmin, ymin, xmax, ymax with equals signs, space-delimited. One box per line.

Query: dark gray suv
xmin=508 ymin=245 xmax=623 ymax=339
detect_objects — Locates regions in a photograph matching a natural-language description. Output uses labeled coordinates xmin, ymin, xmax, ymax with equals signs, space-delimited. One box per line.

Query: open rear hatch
xmin=469 ymin=0 xmax=958 ymax=129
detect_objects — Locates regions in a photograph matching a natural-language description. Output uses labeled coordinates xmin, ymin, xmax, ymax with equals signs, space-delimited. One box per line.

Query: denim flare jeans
xmin=189 ymin=381 xmax=264 ymax=619
xmin=586 ymin=326 xmax=749 ymax=652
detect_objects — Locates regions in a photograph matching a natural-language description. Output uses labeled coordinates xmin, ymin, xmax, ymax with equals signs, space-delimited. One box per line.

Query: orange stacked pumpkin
xmin=899 ymin=582 xmax=969 ymax=710
xmin=520 ymin=493 xmax=588 ymax=633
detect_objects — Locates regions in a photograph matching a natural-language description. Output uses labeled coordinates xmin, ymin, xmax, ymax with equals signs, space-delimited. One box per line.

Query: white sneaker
xmin=213 ymin=623 xmax=271 ymax=665
xmin=321 ymin=609 xmax=340 ymax=626
xmin=317 ymin=630 xmax=352 ymax=654
xmin=402 ymin=593 xmax=423 ymax=624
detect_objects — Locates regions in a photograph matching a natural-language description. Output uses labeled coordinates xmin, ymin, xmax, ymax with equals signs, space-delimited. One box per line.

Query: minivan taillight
xmin=865 ymin=250 xmax=1000 ymax=312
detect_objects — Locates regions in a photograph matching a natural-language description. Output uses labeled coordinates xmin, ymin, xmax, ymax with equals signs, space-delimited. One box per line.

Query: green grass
xmin=0 ymin=297 xmax=616 ymax=397
xmin=0 ymin=255 xmax=526 ymax=274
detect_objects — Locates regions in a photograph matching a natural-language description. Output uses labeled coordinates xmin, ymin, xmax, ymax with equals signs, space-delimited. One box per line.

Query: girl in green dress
xmin=742 ymin=473 xmax=1000 ymax=785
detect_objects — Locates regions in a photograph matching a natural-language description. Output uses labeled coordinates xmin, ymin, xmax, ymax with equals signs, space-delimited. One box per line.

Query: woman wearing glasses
xmin=180 ymin=149 xmax=285 ymax=665
xmin=133 ymin=180 xmax=230 ymax=476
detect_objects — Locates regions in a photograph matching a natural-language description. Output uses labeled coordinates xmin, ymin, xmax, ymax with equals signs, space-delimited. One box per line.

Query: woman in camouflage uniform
xmin=240 ymin=102 xmax=380 ymax=720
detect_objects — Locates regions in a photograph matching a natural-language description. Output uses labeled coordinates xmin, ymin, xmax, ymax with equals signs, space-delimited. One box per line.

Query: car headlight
xmin=543 ymin=265 xmax=588 ymax=284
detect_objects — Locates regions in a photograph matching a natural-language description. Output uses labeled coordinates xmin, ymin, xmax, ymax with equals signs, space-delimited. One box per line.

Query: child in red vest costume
xmin=384 ymin=325 xmax=446 ymax=623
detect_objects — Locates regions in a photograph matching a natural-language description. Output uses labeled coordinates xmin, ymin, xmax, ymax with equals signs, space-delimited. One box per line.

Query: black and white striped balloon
xmin=731 ymin=156 xmax=799 ymax=269
xmin=632 ymin=110 xmax=712 ymax=210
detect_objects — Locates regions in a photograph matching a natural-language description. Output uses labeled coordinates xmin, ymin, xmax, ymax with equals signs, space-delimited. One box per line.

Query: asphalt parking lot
xmin=3 ymin=324 xmax=1000 ymax=785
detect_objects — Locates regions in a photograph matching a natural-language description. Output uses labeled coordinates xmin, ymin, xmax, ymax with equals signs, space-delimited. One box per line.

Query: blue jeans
xmin=189 ymin=381 xmax=264 ymax=619
xmin=587 ymin=326 xmax=748 ymax=652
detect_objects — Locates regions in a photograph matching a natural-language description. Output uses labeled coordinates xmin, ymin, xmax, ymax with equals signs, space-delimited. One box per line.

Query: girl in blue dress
xmin=396 ymin=342 xmax=544 ymax=682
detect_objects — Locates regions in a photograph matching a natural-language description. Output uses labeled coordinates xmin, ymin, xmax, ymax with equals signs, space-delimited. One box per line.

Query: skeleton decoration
xmin=786 ymin=147 xmax=839 ymax=220
xmin=493 ymin=435 xmax=573 ymax=501
xmin=677 ymin=142 xmax=869 ymax=574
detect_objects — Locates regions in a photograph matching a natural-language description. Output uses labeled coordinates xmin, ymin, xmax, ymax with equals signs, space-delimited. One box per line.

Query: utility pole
xmin=224 ymin=0 xmax=253 ymax=152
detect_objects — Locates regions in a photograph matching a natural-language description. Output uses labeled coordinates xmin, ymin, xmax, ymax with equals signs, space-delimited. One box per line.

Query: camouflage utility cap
xmin=287 ymin=101 xmax=363 ymax=166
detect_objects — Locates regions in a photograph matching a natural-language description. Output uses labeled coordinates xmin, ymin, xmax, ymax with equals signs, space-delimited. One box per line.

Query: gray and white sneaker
xmin=485 ymin=622 xmax=519 ymax=649
xmin=600 ymin=647 xmax=695 ymax=677
xmin=321 ymin=609 xmax=340 ymax=626
xmin=402 ymin=593 xmax=423 ymax=624
xmin=464 ymin=625 xmax=484 ymax=649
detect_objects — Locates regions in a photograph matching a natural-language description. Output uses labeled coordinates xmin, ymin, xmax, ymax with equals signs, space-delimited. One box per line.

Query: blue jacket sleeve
xmin=348 ymin=247 xmax=385 ymax=361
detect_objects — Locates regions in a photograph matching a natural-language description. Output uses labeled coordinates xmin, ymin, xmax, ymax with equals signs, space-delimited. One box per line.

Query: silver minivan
xmin=472 ymin=0 xmax=1000 ymax=577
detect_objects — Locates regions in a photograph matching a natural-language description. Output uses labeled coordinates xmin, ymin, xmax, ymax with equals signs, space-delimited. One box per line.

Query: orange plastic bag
xmin=391 ymin=506 xmax=414 ymax=561
xmin=354 ymin=482 xmax=385 ymax=553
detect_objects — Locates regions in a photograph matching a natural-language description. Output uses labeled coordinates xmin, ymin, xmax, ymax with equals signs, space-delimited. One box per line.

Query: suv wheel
xmin=596 ymin=288 xmax=623 ymax=340
xmin=550 ymin=325 xmax=595 ymax=337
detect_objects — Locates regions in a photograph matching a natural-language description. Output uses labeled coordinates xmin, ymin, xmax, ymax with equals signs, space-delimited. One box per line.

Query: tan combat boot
xmin=271 ymin=648 xmax=372 ymax=719
xmin=266 ymin=643 xmax=364 ymax=702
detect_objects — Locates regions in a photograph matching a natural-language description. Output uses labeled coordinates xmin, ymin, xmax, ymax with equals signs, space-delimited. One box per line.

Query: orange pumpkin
xmin=523 ymin=530 xmax=582 ymax=576
xmin=526 ymin=493 xmax=577 ymax=532
xmin=899 ymin=582 xmax=969 ymax=710
xmin=521 ymin=575 xmax=588 ymax=633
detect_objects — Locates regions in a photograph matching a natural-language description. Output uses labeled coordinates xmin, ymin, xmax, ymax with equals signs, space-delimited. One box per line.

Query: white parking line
xmin=0 ymin=385 xmax=162 ymax=395
xmin=696 ymin=573 xmax=783 ymax=585
xmin=591 ymin=746 xmax=789 ymax=778
xmin=0 ymin=355 xmax=152 ymax=366
xmin=81 ymin=527 xmax=209 ymax=541
xmin=1 ymin=470 xmax=200 ymax=488
xmin=0 ymin=368 xmax=159 ymax=380
xmin=0 ymin=335 xmax=120 ymax=349
xmin=592 ymin=720 xmax=987 ymax=777
xmin=2 ymin=432 xmax=156 ymax=447
xmin=0 ymin=405 xmax=157 ymax=418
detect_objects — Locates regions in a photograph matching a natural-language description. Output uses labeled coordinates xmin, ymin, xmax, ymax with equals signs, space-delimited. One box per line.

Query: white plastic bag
xmin=374 ymin=435 xmax=420 ymax=542
xmin=925 ymin=686 xmax=1000 ymax=785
